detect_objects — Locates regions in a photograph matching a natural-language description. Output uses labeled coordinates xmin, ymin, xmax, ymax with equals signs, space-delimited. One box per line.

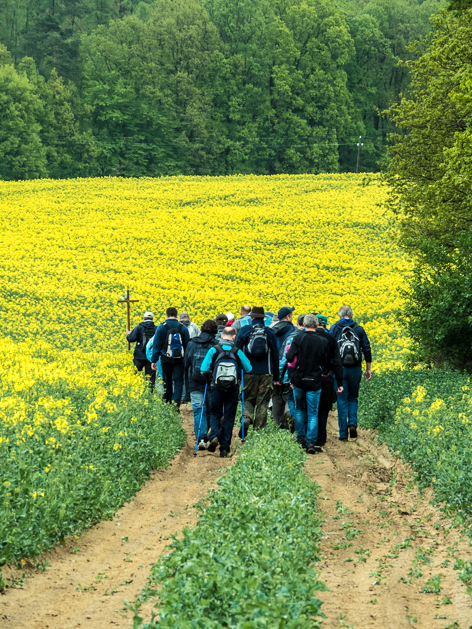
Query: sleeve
xmin=359 ymin=327 xmax=372 ymax=363
xmin=184 ymin=340 xmax=195 ymax=370
xmin=151 ymin=325 xmax=164 ymax=363
xmin=201 ymin=347 xmax=216 ymax=373
xmin=331 ymin=340 xmax=344 ymax=385
xmin=266 ymin=329 xmax=280 ymax=381
xmin=279 ymin=339 xmax=291 ymax=378
xmin=286 ymin=335 xmax=299 ymax=363
xmin=182 ymin=325 xmax=190 ymax=349
xmin=235 ymin=327 xmax=247 ymax=350
xmin=127 ymin=325 xmax=140 ymax=343
xmin=237 ymin=350 xmax=252 ymax=373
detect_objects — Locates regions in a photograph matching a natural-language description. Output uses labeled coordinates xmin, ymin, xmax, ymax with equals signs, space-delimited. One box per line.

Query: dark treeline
xmin=0 ymin=0 xmax=444 ymax=180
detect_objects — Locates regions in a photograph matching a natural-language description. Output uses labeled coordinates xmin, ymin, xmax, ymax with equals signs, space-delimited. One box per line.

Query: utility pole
xmin=356 ymin=136 xmax=364 ymax=174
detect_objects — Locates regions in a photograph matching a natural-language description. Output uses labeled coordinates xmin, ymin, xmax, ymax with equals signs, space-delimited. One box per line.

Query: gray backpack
xmin=212 ymin=345 xmax=240 ymax=390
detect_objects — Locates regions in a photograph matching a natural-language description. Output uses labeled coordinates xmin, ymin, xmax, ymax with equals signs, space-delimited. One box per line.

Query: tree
xmin=0 ymin=46 xmax=47 ymax=179
xmin=383 ymin=9 xmax=472 ymax=367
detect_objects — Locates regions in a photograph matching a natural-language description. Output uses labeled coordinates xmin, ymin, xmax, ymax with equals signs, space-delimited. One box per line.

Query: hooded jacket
xmin=127 ymin=320 xmax=157 ymax=361
xmin=235 ymin=319 xmax=280 ymax=380
xmin=184 ymin=332 xmax=218 ymax=393
xmin=271 ymin=319 xmax=296 ymax=355
xmin=151 ymin=318 xmax=190 ymax=364
xmin=329 ymin=318 xmax=372 ymax=367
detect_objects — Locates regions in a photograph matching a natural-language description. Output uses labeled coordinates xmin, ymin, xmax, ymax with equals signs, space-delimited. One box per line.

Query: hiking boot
xmin=338 ymin=437 xmax=348 ymax=442
xmin=297 ymin=440 xmax=306 ymax=450
xmin=349 ymin=425 xmax=358 ymax=439
xmin=306 ymin=443 xmax=316 ymax=454
xmin=314 ymin=445 xmax=323 ymax=453
xmin=219 ymin=449 xmax=229 ymax=458
xmin=197 ymin=439 xmax=208 ymax=451
xmin=208 ymin=438 xmax=218 ymax=453
xmin=238 ymin=421 xmax=250 ymax=439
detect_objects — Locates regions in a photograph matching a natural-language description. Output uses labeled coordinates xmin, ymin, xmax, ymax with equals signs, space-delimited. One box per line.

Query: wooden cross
xmin=117 ymin=288 xmax=139 ymax=350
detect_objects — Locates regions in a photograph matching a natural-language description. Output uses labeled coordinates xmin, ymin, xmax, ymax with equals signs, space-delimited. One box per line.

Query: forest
xmin=0 ymin=0 xmax=444 ymax=179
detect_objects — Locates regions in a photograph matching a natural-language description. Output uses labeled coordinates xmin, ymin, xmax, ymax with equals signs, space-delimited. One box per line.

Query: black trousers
xmin=133 ymin=358 xmax=156 ymax=390
xmin=316 ymin=399 xmax=332 ymax=446
xmin=161 ymin=359 xmax=185 ymax=408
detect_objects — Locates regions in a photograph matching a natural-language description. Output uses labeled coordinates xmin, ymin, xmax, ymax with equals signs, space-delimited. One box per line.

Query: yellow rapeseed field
xmin=0 ymin=173 xmax=409 ymax=570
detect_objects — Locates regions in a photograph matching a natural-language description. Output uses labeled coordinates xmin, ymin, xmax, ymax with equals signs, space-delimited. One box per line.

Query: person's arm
xmin=151 ymin=325 xmax=163 ymax=365
xmin=235 ymin=327 xmax=247 ymax=350
xmin=331 ymin=342 xmax=344 ymax=390
xmin=359 ymin=327 xmax=372 ymax=381
xmin=184 ymin=340 xmax=194 ymax=370
xmin=127 ymin=325 xmax=140 ymax=343
xmin=182 ymin=325 xmax=190 ymax=350
xmin=266 ymin=328 xmax=280 ymax=381
xmin=286 ymin=335 xmax=299 ymax=363
xmin=237 ymin=350 xmax=252 ymax=373
xmin=200 ymin=347 xmax=216 ymax=374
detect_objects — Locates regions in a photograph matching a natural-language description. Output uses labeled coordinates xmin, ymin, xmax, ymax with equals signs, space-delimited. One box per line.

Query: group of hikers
xmin=126 ymin=304 xmax=372 ymax=458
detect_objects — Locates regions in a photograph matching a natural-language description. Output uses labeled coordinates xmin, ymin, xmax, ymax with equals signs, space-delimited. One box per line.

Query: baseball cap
xmin=143 ymin=311 xmax=154 ymax=320
xmin=317 ymin=314 xmax=328 ymax=326
xmin=277 ymin=306 xmax=295 ymax=319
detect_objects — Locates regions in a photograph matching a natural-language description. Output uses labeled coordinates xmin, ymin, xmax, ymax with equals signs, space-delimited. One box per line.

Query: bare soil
xmin=308 ymin=412 xmax=472 ymax=629
xmin=2 ymin=407 xmax=472 ymax=629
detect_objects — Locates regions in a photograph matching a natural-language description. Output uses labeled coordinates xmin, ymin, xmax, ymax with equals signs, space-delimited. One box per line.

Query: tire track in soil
xmin=0 ymin=406 xmax=237 ymax=629
xmin=306 ymin=412 xmax=472 ymax=629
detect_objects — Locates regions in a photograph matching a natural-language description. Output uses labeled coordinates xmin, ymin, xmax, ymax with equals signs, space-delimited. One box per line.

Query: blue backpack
xmin=146 ymin=336 xmax=155 ymax=362
xmin=164 ymin=322 xmax=184 ymax=359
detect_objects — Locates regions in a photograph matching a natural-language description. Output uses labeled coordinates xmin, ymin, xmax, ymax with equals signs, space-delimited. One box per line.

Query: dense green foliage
xmin=359 ymin=370 xmax=472 ymax=526
xmin=0 ymin=0 xmax=444 ymax=178
xmin=383 ymin=8 xmax=472 ymax=368
xmin=134 ymin=426 xmax=325 ymax=628
xmin=0 ymin=357 xmax=185 ymax=577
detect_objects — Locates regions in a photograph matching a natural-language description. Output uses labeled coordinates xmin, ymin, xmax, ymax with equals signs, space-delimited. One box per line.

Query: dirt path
xmin=307 ymin=412 xmax=472 ymax=629
xmin=0 ymin=407 xmax=237 ymax=629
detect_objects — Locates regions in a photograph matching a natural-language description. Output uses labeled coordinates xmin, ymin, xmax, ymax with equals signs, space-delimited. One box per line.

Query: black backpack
xmin=163 ymin=322 xmax=185 ymax=359
xmin=191 ymin=339 xmax=216 ymax=383
xmin=246 ymin=324 xmax=269 ymax=359
xmin=337 ymin=324 xmax=361 ymax=366
xmin=212 ymin=345 xmax=241 ymax=390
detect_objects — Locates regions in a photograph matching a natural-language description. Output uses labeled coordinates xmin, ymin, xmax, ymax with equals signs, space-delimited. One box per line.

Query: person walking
xmin=184 ymin=319 xmax=218 ymax=450
xmin=201 ymin=327 xmax=252 ymax=457
xmin=271 ymin=307 xmax=296 ymax=428
xmin=215 ymin=313 xmax=229 ymax=342
xmin=276 ymin=314 xmax=307 ymax=430
xmin=151 ymin=307 xmax=190 ymax=409
xmin=235 ymin=306 xmax=279 ymax=433
xmin=126 ymin=311 xmax=157 ymax=390
xmin=329 ymin=305 xmax=372 ymax=441
xmin=286 ymin=314 xmax=343 ymax=453
xmin=179 ymin=312 xmax=200 ymax=403
xmin=232 ymin=305 xmax=251 ymax=334
xmin=313 ymin=314 xmax=342 ymax=450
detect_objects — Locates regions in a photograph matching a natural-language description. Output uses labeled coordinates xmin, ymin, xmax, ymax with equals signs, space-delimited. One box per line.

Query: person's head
xmin=338 ymin=305 xmax=353 ymax=319
xmin=240 ymin=305 xmax=251 ymax=317
xmin=225 ymin=312 xmax=235 ymax=324
xmin=143 ymin=311 xmax=154 ymax=321
xmin=304 ymin=314 xmax=318 ymax=330
xmin=221 ymin=327 xmax=236 ymax=342
xmin=201 ymin=319 xmax=218 ymax=335
xmin=297 ymin=314 xmax=306 ymax=329
xmin=277 ymin=306 xmax=295 ymax=322
xmin=251 ymin=306 xmax=265 ymax=320
xmin=215 ymin=313 xmax=228 ymax=327
xmin=316 ymin=314 xmax=328 ymax=329
xmin=166 ymin=307 xmax=178 ymax=318
xmin=179 ymin=312 xmax=191 ymax=326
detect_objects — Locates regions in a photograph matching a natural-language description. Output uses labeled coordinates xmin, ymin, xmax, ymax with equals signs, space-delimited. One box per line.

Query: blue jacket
xmin=235 ymin=319 xmax=280 ymax=380
xmin=329 ymin=318 xmax=372 ymax=366
xmin=200 ymin=343 xmax=253 ymax=376
xmin=278 ymin=329 xmax=300 ymax=384
xmin=151 ymin=318 xmax=190 ymax=363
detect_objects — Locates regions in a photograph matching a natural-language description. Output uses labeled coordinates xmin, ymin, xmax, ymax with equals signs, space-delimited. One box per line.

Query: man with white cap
xmin=126 ymin=312 xmax=157 ymax=390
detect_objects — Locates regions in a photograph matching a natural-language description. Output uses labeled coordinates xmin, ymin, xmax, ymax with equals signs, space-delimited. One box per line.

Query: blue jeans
xmin=208 ymin=386 xmax=239 ymax=451
xmin=190 ymin=389 xmax=210 ymax=438
xmin=293 ymin=387 xmax=322 ymax=446
xmin=335 ymin=365 xmax=362 ymax=438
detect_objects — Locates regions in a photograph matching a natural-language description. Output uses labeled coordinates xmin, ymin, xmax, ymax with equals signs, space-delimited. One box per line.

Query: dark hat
xmin=277 ymin=306 xmax=295 ymax=319
xmin=215 ymin=313 xmax=228 ymax=324
xmin=251 ymin=306 xmax=265 ymax=318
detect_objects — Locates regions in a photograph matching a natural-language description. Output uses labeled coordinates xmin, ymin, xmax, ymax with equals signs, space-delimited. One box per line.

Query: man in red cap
xmin=235 ymin=306 xmax=279 ymax=432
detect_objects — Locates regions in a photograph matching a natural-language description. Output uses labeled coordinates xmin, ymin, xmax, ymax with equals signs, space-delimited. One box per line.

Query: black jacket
xmin=286 ymin=330 xmax=343 ymax=392
xmin=127 ymin=320 xmax=156 ymax=361
xmin=184 ymin=332 xmax=218 ymax=393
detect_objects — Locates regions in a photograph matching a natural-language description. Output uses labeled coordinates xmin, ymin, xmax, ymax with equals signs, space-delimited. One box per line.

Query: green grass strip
xmin=133 ymin=425 xmax=326 ymax=629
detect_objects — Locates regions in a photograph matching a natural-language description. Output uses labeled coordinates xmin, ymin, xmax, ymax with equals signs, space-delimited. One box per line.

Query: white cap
xmin=226 ymin=312 xmax=235 ymax=320
xmin=143 ymin=311 xmax=154 ymax=320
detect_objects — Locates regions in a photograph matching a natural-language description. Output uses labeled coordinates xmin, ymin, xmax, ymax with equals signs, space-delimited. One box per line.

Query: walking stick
xmin=194 ymin=383 xmax=208 ymax=457
xmin=241 ymin=369 xmax=245 ymax=443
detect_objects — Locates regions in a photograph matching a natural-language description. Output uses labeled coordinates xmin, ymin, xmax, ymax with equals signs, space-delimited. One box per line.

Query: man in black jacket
xmin=184 ymin=319 xmax=218 ymax=450
xmin=126 ymin=312 xmax=157 ymax=390
xmin=286 ymin=314 xmax=343 ymax=453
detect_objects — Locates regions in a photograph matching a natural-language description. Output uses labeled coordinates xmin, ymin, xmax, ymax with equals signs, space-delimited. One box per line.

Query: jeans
xmin=208 ymin=386 xmax=239 ymax=451
xmin=190 ymin=389 xmax=210 ymax=438
xmin=293 ymin=387 xmax=321 ymax=446
xmin=335 ymin=365 xmax=362 ymax=439
xmin=133 ymin=358 xmax=156 ymax=390
xmin=161 ymin=359 xmax=185 ymax=408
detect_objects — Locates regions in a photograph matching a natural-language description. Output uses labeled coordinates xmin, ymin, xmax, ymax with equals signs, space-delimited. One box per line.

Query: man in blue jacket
xmin=329 ymin=305 xmax=372 ymax=441
xmin=151 ymin=307 xmax=190 ymax=409
xmin=201 ymin=327 xmax=252 ymax=457
xmin=235 ymin=306 xmax=280 ymax=433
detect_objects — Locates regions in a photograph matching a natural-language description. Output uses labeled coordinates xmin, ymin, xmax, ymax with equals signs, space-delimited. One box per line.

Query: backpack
xmin=246 ymin=324 xmax=269 ymax=359
xmin=191 ymin=339 xmax=216 ymax=383
xmin=337 ymin=325 xmax=361 ymax=366
xmin=146 ymin=335 xmax=155 ymax=362
xmin=212 ymin=345 xmax=240 ymax=390
xmin=164 ymin=322 xmax=185 ymax=359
